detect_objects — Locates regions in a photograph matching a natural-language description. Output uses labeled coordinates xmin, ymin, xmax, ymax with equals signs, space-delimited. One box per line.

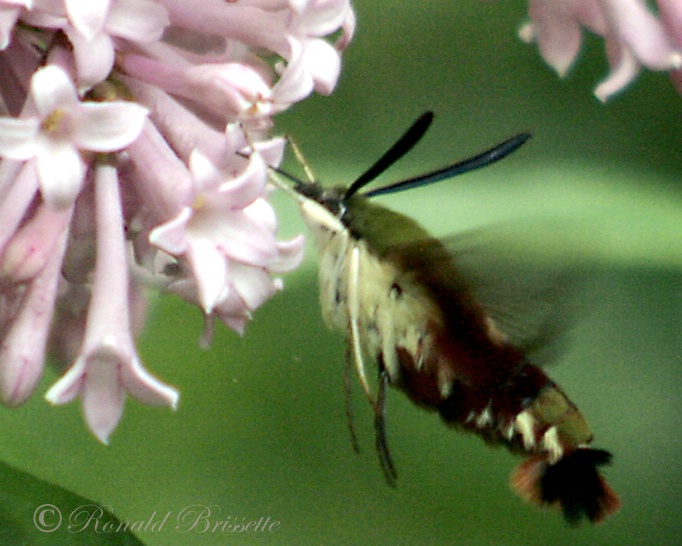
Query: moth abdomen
xmin=395 ymin=342 xmax=619 ymax=524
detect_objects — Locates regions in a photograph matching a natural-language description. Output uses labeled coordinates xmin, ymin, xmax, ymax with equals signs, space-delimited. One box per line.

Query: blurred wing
xmin=441 ymin=221 xmax=591 ymax=364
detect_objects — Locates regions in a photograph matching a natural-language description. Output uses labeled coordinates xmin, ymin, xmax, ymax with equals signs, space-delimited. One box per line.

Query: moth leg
xmin=344 ymin=344 xmax=361 ymax=454
xmin=347 ymin=245 xmax=375 ymax=404
xmin=374 ymin=363 xmax=398 ymax=487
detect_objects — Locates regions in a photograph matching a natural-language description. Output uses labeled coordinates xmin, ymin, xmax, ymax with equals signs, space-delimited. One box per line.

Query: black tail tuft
xmin=512 ymin=448 xmax=620 ymax=525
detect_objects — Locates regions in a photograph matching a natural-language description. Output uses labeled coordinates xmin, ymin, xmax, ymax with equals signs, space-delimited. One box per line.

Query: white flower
xmin=0 ymin=65 xmax=147 ymax=207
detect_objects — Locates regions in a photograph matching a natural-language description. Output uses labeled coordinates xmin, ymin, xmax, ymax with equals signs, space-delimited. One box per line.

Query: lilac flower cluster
xmin=0 ymin=0 xmax=354 ymax=442
xmin=516 ymin=0 xmax=682 ymax=100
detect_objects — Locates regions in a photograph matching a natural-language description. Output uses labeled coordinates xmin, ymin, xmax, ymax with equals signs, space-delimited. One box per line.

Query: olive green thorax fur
xmin=341 ymin=194 xmax=434 ymax=256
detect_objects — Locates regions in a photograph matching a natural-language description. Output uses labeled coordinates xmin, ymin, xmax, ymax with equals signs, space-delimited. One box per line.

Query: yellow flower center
xmin=193 ymin=194 xmax=207 ymax=210
xmin=40 ymin=109 xmax=66 ymax=133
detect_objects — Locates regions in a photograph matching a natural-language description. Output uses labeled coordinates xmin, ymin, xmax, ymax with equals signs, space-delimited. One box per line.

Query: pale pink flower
xmin=514 ymin=0 xmax=682 ymax=100
xmin=0 ymin=0 xmax=353 ymax=441
xmin=64 ymin=0 xmax=170 ymax=89
xmin=149 ymin=148 xmax=304 ymax=317
xmin=118 ymin=55 xmax=276 ymax=121
xmin=45 ymin=163 xmax=178 ymax=443
xmin=286 ymin=0 xmax=354 ymax=94
xmin=0 ymin=224 xmax=67 ymax=407
xmin=0 ymin=64 xmax=147 ymax=207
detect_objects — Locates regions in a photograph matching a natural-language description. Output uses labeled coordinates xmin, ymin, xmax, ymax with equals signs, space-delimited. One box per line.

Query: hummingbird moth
xmin=269 ymin=112 xmax=620 ymax=525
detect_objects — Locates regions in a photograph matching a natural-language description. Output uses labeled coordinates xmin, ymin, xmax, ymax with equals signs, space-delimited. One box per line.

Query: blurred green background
xmin=1 ymin=1 xmax=681 ymax=544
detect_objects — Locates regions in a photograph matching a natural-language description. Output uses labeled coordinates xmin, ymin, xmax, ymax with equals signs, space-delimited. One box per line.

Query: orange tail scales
xmin=512 ymin=448 xmax=621 ymax=525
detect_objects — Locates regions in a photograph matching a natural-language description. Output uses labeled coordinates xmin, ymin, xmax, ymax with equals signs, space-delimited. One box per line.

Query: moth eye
xmin=390 ymin=283 xmax=403 ymax=298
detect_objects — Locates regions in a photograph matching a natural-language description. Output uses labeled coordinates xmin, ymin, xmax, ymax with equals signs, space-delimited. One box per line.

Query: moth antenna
xmin=344 ymin=345 xmax=361 ymax=454
xmin=347 ymin=246 xmax=375 ymax=404
xmin=267 ymin=169 xmax=309 ymax=205
xmin=345 ymin=112 xmax=434 ymax=199
xmin=364 ymin=132 xmax=531 ymax=197
xmin=374 ymin=366 xmax=398 ymax=486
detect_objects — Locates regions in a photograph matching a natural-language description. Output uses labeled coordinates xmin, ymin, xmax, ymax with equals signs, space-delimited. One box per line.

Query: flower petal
xmin=292 ymin=0 xmax=351 ymax=37
xmin=70 ymin=101 xmax=148 ymax=151
xmin=213 ymin=286 xmax=249 ymax=322
xmin=229 ymin=262 xmax=280 ymax=311
xmin=0 ymin=6 xmax=21 ymax=50
xmin=0 ymin=116 xmax=40 ymax=159
xmin=595 ymin=43 xmax=640 ymax=101
xmin=299 ymin=38 xmax=340 ymax=94
xmin=188 ymin=149 xmax=221 ymax=194
xmin=525 ymin=2 xmax=584 ymax=77
xmin=253 ymin=136 xmax=286 ymax=168
xmin=213 ymin=210 xmax=278 ymax=265
xmin=107 ymin=0 xmax=169 ymax=42
xmin=244 ymin=197 xmax=277 ymax=234
xmin=121 ymin=354 xmax=180 ymax=408
xmin=269 ymin=234 xmax=306 ymax=273
xmin=216 ymin=152 xmax=268 ymax=209
xmin=81 ymin=348 xmax=126 ymax=444
xmin=30 ymin=65 xmax=79 ymax=116
xmin=186 ymin=236 xmax=228 ymax=313
xmin=602 ymin=0 xmax=682 ymax=70
xmin=45 ymin=358 xmax=86 ymax=405
xmin=149 ymin=207 xmax=192 ymax=255
xmin=65 ymin=0 xmax=110 ymax=41
xmin=273 ymin=39 xmax=314 ymax=105
xmin=35 ymin=139 xmax=86 ymax=208
xmin=67 ymin=28 xmax=115 ymax=89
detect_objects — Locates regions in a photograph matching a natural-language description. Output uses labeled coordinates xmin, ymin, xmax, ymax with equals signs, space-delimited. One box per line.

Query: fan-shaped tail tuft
xmin=511 ymin=448 xmax=620 ymax=525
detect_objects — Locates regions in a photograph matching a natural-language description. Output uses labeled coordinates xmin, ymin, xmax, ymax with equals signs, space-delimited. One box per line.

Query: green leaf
xmin=0 ymin=461 xmax=145 ymax=546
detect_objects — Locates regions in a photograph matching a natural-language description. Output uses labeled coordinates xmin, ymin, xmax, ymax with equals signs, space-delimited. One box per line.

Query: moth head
xmin=294 ymin=181 xmax=348 ymax=218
